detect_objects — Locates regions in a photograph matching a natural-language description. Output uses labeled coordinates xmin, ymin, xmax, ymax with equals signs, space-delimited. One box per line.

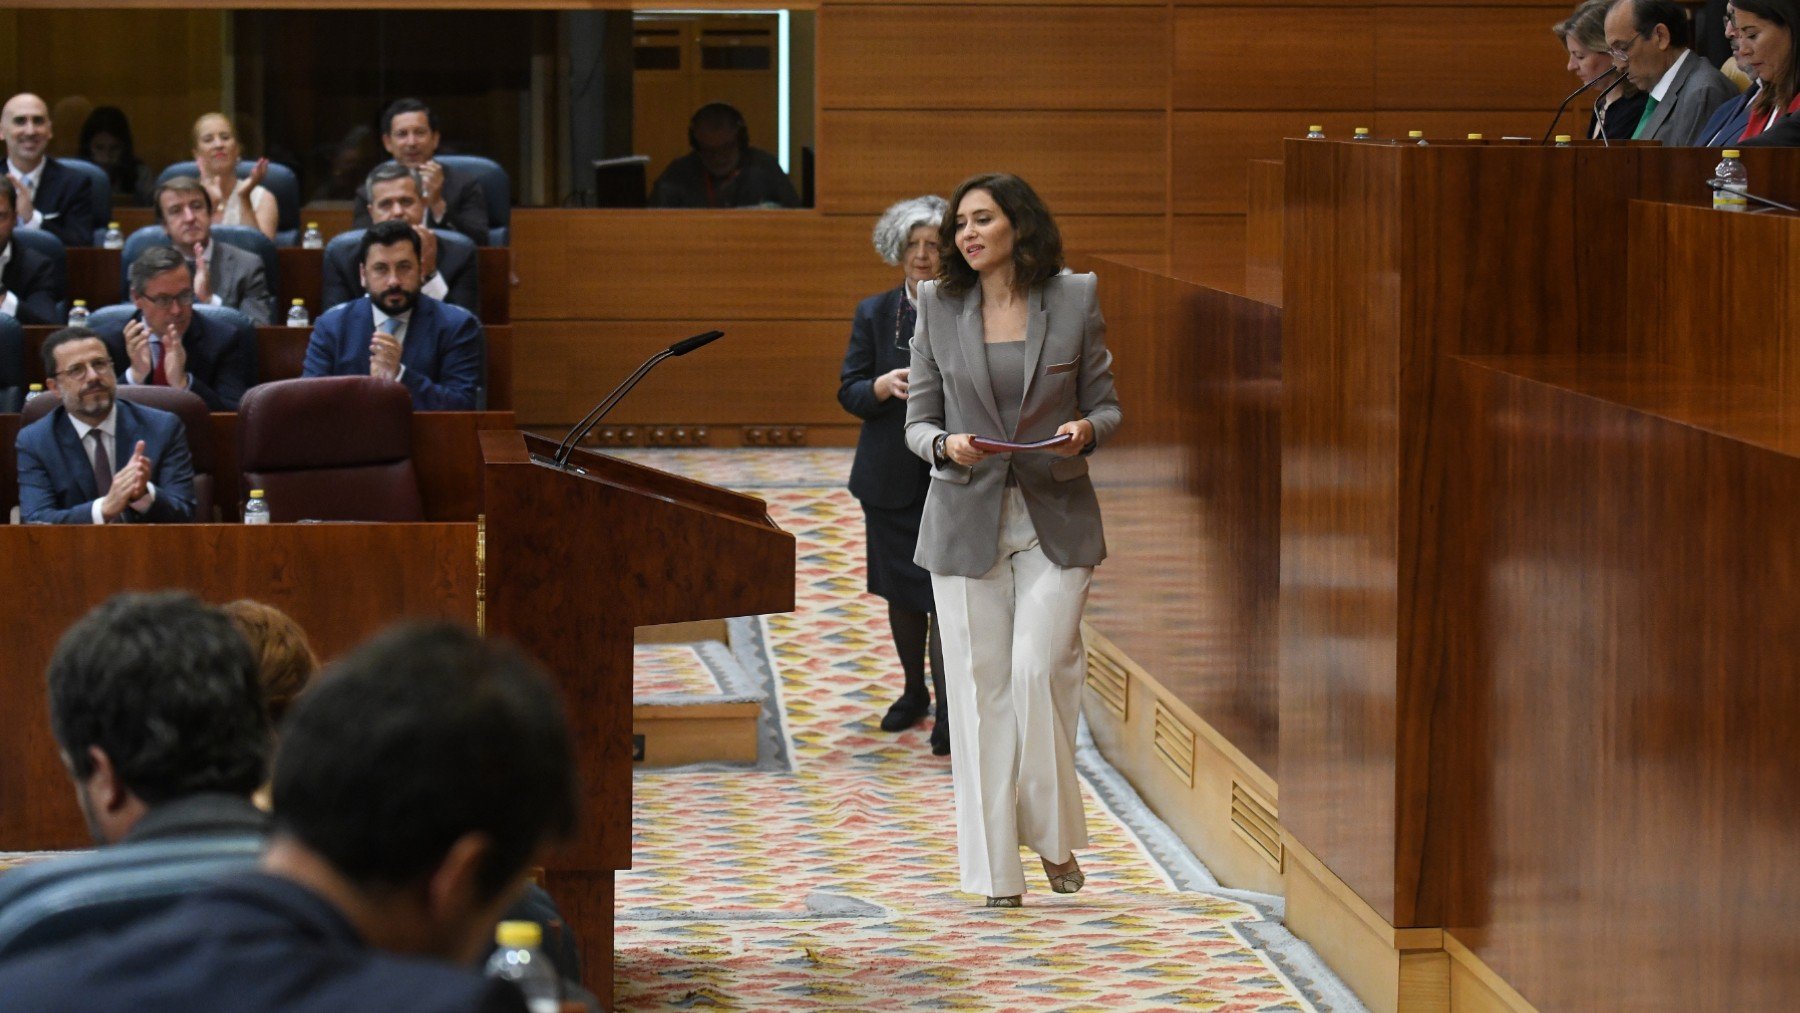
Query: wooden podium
xmin=479 ymin=431 xmax=794 ymax=996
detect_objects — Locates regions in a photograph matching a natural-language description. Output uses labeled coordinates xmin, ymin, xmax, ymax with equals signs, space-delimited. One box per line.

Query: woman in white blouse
xmin=191 ymin=112 xmax=277 ymax=240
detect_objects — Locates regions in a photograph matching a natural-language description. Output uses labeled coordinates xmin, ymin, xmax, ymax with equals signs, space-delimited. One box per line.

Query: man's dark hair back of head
xmin=1625 ymin=0 xmax=1692 ymax=47
xmin=48 ymin=592 xmax=269 ymax=804
xmin=357 ymin=218 xmax=422 ymax=267
xmin=271 ymin=623 xmax=577 ymax=900
xmin=379 ymin=97 xmax=438 ymax=136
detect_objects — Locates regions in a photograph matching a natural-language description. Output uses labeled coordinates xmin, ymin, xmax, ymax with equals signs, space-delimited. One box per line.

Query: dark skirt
xmin=863 ymin=500 xmax=936 ymax=613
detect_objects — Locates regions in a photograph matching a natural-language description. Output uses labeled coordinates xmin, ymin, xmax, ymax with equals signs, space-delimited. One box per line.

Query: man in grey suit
xmin=1605 ymin=0 xmax=1739 ymax=144
xmin=154 ymin=176 xmax=275 ymax=325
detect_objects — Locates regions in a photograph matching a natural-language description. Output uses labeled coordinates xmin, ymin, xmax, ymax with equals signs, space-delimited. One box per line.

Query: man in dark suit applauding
xmin=15 ymin=327 xmax=196 ymax=524
xmin=2 ymin=92 xmax=97 ymax=247
xmin=325 ymin=161 xmax=477 ymax=313
xmin=155 ymin=175 xmax=276 ymax=324
xmin=103 ymin=246 xmax=253 ymax=410
xmin=305 ymin=219 xmax=484 ymax=410
xmin=351 ymin=98 xmax=489 ymax=248
xmin=0 ymin=175 xmax=62 ymax=324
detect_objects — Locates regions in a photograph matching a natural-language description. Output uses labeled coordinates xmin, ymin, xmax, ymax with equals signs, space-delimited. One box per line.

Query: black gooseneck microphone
xmin=1590 ymin=70 xmax=1632 ymax=147
xmin=1705 ymin=179 xmax=1800 ymax=212
xmin=1544 ymin=67 xmax=1625 ymax=144
xmin=542 ymin=329 xmax=726 ymax=469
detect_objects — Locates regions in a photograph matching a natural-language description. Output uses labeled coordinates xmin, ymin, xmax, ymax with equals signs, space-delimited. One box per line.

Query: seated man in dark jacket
xmin=102 ymin=245 xmax=254 ymax=410
xmin=15 ymin=327 xmax=196 ymax=524
xmin=0 ymin=619 xmax=581 ymax=1013
xmin=649 ymin=102 xmax=800 ymax=209
xmin=0 ymin=175 xmax=63 ymax=324
xmin=325 ymin=161 xmax=478 ymax=314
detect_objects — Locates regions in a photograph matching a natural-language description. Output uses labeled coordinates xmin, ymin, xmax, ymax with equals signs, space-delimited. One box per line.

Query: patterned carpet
xmin=613 ymin=448 xmax=1329 ymax=1012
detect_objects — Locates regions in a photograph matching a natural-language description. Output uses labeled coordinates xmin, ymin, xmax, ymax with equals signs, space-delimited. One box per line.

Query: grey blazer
xmin=1643 ymin=50 xmax=1739 ymax=145
xmin=904 ymin=272 xmax=1122 ymax=577
xmin=209 ymin=242 xmax=275 ymax=325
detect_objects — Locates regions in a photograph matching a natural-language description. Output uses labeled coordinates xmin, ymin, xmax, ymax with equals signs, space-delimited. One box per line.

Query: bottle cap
xmin=1466 ymin=133 xmax=1484 ymax=140
xmin=1308 ymin=124 xmax=1323 ymax=132
xmin=1554 ymin=134 xmax=1572 ymax=143
xmin=1724 ymin=149 xmax=1741 ymax=158
xmin=73 ymin=299 xmax=86 ymax=306
xmin=306 ymin=221 xmax=319 ymax=228
xmin=1408 ymin=130 xmax=1424 ymax=138
xmin=495 ymin=920 xmax=542 ymax=949
xmin=1354 ymin=127 xmax=1371 ymax=135
xmin=107 ymin=221 xmax=120 ymax=228
xmin=292 ymin=298 xmax=305 ymax=305
xmin=249 ymin=489 xmax=265 ymax=499
xmin=28 ymin=383 xmax=42 ymax=392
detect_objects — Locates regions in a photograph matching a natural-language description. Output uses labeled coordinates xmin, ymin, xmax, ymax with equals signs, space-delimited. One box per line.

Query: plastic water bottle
xmin=1713 ymin=149 xmax=1748 ymax=212
xmin=1408 ymin=130 xmax=1428 ymax=146
xmin=26 ymin=383 xmax=46 ymax=402
xmin=485 ymin=921 xmax=559 ymax=1013
xmin=244 ymin=489 xmax=270 ymax=524
xmin=1554 ymin=134 xmax=1573 ymax=147
xmin=1306 ymin=124 xmax=1326 ymax=139
xmin=102 ymin=222 xmax=124 ymax=250
xmin=1352 ymin=127 xmax=1372 ymax=141
xmin=286 ymin=299 xmax=310 ymax=327
xmin=301 ymin=222 xmax=324 ymax=249
xmin=67 ymin=300 xmax=89 ymax=327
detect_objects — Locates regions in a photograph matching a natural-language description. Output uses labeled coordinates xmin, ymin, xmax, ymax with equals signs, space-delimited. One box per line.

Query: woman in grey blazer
xmin=904 ymin=173 xmax=1122 ymax=906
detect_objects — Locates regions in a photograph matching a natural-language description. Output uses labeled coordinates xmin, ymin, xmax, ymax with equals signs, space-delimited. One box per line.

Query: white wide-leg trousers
xmin=931 ymin=485 xmax=1092 ymax=897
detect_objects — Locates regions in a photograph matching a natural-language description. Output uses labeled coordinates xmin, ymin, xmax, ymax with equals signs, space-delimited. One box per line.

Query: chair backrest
xmin=0 ymin=314 xmax=23 ymax=412
xmin=56 ymin=158 xmax=113 ymax=246
xmin=7 ymin=229 xmax=70 ymax=322
xmin=121 ymin=225 xmax=279 ymax=303
xmin=436 ymin=154 xmax=511 ymax=245
xmin=237 ymin=376 xmax=424 ymax=522
xmin=0 ymin=835 xmax=262 ymax=962
xmin=157 ymin=160 xmax=302 ymax=246
xmin=19 ymin=383 xmax=218 ymax=520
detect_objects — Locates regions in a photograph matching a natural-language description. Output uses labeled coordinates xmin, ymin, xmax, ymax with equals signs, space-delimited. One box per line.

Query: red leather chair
xmin=235 ymin=377 xmax=423 ymax=522
xmin=20 ymin=386 xmax=217 ymax=521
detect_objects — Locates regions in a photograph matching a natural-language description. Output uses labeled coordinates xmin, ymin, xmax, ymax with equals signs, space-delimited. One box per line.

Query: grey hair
xmin=363 ymin=159 xmax=423 ymax=199
xmin=872 ymin=195 xmax=948 ymax=265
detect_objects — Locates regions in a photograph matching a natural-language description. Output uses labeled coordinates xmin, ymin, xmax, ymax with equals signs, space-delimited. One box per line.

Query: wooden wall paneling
xmin=1370 ymin=110 xmax=1563 ymax=142
xmin=1174 ymin=114 xmax=1362 ymax=214
xmin=1172 ymin=8 xmax=1373 ymax=111
xmin=1077 ymin=254 xmax=1283 ymax=774
xmin=1057 ymin=214 xmax=1170 ymax=263
xmin=511 ymin=320 xmax=850 ymax=427
xmin=1373 ymin=6 xmax=1574 ymax=111
xmin=1245 ymin=159 xmax=1282 ymax=305
xmin=1170 ymin=214 xmax=1246 ymax=294
xmin=1434 ymin=354 xmax=1800 ymax=1008
xmin=511 ymin=211 xmax=892 ymax=321
xmin=0 ymin=522 xmax=479 ymax=850
xmin=816 ymin=110 xmax=1167 ymax=215
xmin=820 ymin=6 xmax=1168 ymax=110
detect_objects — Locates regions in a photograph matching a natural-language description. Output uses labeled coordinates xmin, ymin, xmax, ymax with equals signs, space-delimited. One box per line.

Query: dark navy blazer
xmin=96 ymin=308 xmax=254 ymax=411
xmin=0 ymin=872 xmax=530 ymax=1012
xmin=15 ymin=399 xmax=196 ymax=524
xmin=1697 ymin=86 xmax=1757 ymax=146
xmin=839 ymin=285 xmax=929 ymax=511
xmin=28 ymin=158 xmax=99 ymax=249
xmin=303 ymin=294 xmax=484 ymax=410
xmin=1 ymin=236 xmax=63 ymax=324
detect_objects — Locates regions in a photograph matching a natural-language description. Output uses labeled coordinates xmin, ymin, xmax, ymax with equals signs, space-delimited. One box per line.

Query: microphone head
xmin=668 ymin=329 xmax=726 ymax=356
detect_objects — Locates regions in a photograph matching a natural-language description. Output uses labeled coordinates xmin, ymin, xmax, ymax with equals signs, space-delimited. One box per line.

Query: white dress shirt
xmin=0 ymin=240 xmax=15 ymax=317
xmin=371 ymin=303 xmax=412 ymax=382
xmin=1649 ymin=49 xmax=1692 ymax=104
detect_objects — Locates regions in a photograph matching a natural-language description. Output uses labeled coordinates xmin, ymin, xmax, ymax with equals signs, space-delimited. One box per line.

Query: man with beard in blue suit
xmin=304 ymin=219 xmax=483 ymax=411
xmin=15 ymin=327 xmax=196 ymax=524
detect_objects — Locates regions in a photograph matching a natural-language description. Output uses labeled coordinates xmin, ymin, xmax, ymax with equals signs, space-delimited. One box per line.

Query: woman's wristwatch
xmin=933 ymin=432 xmax=950 ymax=465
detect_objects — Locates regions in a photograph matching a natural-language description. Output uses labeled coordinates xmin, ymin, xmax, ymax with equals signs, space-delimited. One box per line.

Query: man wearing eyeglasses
xmin=108 ymin=245 xmax=253 ymax=410
xmin=1603 ymin=0 xmax=1738 ymax=143
xmin=15 ymin=327 xmax=195 ymax=524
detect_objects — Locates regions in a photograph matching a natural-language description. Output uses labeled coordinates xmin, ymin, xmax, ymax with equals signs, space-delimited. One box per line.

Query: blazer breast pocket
xmin=1044 ymin=358 xmax=1079 ymax=376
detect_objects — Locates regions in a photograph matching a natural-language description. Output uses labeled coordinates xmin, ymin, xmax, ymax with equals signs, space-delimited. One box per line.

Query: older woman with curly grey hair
xmin=837 ymin=195 xmax=951 ymax=755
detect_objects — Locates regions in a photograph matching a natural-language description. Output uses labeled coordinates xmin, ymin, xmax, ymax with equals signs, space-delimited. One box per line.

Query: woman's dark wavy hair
xmin=1734 ymin=0 xmax=1800 ymax=116
xmin=936 ymin=173 xmax=1063 ymax=297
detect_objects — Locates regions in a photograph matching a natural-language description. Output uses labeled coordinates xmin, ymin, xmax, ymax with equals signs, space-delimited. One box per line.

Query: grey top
xmin=985 ymin=340 xmax=1026 ymax=438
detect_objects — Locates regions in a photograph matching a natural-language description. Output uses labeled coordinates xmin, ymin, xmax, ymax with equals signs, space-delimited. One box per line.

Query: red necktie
xmin=149 ymin=331 xmax=167 ymax=386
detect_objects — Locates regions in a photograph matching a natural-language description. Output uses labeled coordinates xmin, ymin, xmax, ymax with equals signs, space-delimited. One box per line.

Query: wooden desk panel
xmin=1078 ymin=256 xmax=1283 ymax=775
xmin=0 ymin=522 xmax=480 ymax=850
xmin=1432 ymin=355 xmax=1800 ymax=1008
xmin=1244 ymin=160 xmax=1282 ymax=305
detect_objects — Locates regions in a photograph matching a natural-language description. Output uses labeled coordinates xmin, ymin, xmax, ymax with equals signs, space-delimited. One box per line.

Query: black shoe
xmin=930 ymin=732 xmax=950 ymax=756
xmin=880 ymin=694 xmax=930 ymax=732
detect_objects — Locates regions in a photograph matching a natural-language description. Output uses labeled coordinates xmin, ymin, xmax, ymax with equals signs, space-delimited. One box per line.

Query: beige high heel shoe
xmin=1041 ymin=855 xmax=1084 ymax=894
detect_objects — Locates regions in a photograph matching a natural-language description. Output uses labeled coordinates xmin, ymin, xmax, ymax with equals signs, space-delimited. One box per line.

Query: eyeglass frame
xmin=137 ymin=290 xmax=197 ymax=310
xmin=1606 ymin=25 xmax=1655 ymax=61
xmin=51 ymin=357 xmax=117 ymax=382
